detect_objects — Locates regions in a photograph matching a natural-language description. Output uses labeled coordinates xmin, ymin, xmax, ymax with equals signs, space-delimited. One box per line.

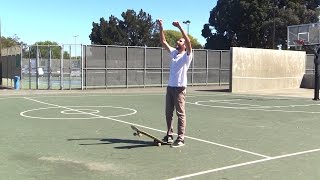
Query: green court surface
xmin=1 ymin=88 xmax=320 ymax=180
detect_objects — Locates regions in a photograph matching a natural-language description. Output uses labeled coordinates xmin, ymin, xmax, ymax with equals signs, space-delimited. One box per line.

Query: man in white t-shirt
xmin=157 ymin=19 xmax=193 ymax=148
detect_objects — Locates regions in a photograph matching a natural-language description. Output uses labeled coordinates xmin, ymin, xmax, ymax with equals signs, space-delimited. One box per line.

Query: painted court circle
xmin=20 ymin=106 xmax=137 ymax=120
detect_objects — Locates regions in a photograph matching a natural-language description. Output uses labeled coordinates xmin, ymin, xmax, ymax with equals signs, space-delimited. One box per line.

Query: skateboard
xmin=131 ymin=125 xmax=164 ymax=146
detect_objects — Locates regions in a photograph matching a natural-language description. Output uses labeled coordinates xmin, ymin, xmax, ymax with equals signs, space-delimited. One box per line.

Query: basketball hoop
xmin=293 ymin=39 xmax=305 ymax=50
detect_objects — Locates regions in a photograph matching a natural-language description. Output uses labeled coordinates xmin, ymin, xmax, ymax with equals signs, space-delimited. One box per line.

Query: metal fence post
xmin=48 ymin=45 xmax=51 ymax=89
xmin=126 ymin=46 xmax=128 ymax=88
xmin=219 ymin=51 xmax=222 ymax=86
xmin=206 ymin=50 xmax=209 ymax=85
xmin=105 ymin=45 xmax=107 ymax=89
xmin=36 ymin=44 xmax=39 ymax=89
xmin=84 ymin=45 xmax=87 ymax=90
xmin=28 ymin=46 xmax=31 ymax=89
xmin=69 ymin=45 xmax=72 ymax=90
xmin=60 ymin=45 xmax=64 ymax=90
xmin=161 ymin=48 xmax=164 ymax=87
xmin=80 ymin=44 xmax=83 ymax=90
xmin=191 ymin=50 xmax=194 ymax=86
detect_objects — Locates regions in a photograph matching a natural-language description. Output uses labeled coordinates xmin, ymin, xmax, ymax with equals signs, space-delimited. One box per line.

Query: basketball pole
xmin=0 ymin=18 xmax=2 ymax=86
xmin=313 ymin=47 xmax=320 ymax=100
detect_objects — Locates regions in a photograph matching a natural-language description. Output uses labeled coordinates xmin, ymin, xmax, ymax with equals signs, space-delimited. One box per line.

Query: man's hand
xmin=157 ymin=18 xmax=171 ymax=52
xmin=157 ymin=19 xmax=163 ymax=27
xmin=173 ymin=21 xmax=192 ymax=55
xmin=172 ymin=21 xmax=181 ymax=28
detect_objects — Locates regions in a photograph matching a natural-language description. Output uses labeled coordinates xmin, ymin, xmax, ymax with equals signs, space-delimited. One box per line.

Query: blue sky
xmin=0 ymin=0 xmax=217 ymax=46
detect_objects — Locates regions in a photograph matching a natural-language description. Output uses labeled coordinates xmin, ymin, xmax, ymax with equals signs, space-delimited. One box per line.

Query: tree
xmin=164 ymin=30 xmax=203 ymax=49
xmin=27 ymin=41 xmax=68 ymax=59
xmin=1 ymin=34 xmax=26 ymax=48
xmin=1 ymin=36 xmax=19 ymax=48
xmin=89 ymin=9 xmax=161 ymax=47
xmin=90 ymin=16 xmax=127 ymax=45
xmin=0 ymin=35 xmax=29 ymax=58
xmin=203 ymin=0 xmax=319 ymax=50
xmin=121 ymin=9 xmax=160 ymax=46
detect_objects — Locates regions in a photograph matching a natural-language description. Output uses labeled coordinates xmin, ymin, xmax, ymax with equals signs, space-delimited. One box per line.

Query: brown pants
xmin=165 ymin=86 xmax=186 ymax=141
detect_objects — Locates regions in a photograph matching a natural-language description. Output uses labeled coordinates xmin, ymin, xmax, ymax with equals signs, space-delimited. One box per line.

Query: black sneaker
xmin=162 ymin=135 xmax=173 ymax=144
xmin=171 ymin=139 xmax=185 ymax=148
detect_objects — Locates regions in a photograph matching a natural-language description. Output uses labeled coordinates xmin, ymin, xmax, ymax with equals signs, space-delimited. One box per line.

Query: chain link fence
xmin=83 ymin=45 xmax=230 ymax=89
xmin=1 ymin=44 xmax=231 ymax=90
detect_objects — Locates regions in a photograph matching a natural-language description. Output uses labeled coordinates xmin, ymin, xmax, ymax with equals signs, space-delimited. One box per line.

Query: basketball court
xmin=1 ymin=87 xmax=320 ymax=179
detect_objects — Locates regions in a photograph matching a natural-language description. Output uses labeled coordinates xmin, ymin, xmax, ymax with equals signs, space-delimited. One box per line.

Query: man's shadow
xmin=67 ymin=138 xmax=160 ymax=149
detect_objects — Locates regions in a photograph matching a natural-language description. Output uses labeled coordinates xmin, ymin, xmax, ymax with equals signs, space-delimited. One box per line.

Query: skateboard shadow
xmin=67 ymin=138 xmax=157 ymax=149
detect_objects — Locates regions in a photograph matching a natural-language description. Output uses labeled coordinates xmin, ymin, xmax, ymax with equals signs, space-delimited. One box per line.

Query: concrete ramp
xmin=230 ymin=47 xmax=306 ymax=92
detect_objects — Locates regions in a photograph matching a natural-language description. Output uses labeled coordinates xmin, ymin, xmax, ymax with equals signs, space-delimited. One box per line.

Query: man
xmin=157 ymin=19 xmax=193 ymax=148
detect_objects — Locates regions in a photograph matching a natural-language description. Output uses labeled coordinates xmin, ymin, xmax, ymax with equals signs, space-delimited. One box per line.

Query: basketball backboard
xmin=287 ymin=22 xmax=320 ymax=49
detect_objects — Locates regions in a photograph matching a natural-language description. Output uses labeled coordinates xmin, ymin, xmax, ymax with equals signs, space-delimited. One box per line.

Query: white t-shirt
xmin=167 ymin=48 xmax=193 ymax=87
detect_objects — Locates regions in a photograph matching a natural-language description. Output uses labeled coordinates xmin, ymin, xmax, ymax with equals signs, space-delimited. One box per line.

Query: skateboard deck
xmin=131 ymin=125 xmax=164 ymax=146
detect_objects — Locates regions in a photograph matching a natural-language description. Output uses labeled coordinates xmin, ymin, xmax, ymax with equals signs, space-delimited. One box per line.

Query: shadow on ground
xmin=67 ymin=138 xmax=165 ymax=149
xmin=195 ymin=88 xmax=230 ymax=92
xmin=0 ymin=86 xmax=13 ymax=90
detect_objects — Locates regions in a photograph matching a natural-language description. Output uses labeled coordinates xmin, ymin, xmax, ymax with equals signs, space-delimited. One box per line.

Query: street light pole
xmin=183 ymin=20 xmax=191 ymax=35
xmin=73 ymin=35 xmax=79 ymax=60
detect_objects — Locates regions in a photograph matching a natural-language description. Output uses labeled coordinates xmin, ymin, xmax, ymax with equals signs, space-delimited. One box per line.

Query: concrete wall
xmin=230 ymin=47 xmax=306 ymax=93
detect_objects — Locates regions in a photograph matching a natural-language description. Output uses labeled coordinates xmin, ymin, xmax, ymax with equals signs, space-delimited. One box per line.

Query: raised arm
xmin=172 ymin=21 xmax=192 ymax=55
xmin=157 ymin=19 xmax=171 ymax=52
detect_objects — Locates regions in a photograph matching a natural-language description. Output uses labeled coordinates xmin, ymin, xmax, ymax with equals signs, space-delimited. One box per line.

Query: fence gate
xmin=21 ymin=44 xmax=82 ymax=90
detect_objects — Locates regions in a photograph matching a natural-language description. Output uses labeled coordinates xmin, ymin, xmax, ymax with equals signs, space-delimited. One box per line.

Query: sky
xmin=0 ymin=0 xmax=217 ymax=46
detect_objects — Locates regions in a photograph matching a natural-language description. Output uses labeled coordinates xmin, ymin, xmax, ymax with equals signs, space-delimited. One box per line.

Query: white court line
xmin=167 ymin=148 xmax=320 ymax=180
xmin=0 ymin=90 xmax=307 ymax=102
xmin=181 ymin=135 xmax=269 ymax=158
xmin=188 ymin=93 xmax=296 ymax=100
xmin=20 ymin=106 xmax=137 ymax=119
xmin=23 ymin=97 xmax=269 ymax=158
xmin=214 ymin=101 xmax=263 ymax=107
xmin=208 ymin=99 xmax=242 ymax=102
xmin=212 ymin=100 xmax=320 ymax=108
xmin=187 ymin=101 xmax=320 ymax=114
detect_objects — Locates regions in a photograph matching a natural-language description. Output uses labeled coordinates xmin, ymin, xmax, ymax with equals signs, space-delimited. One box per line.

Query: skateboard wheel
xmin=137 ymin=133 xmax=142 ymax=137
xmin=133 ymin=132 xmax=137 ymax=136
xmin=153 ymin=140 xmax=161 ymax=147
